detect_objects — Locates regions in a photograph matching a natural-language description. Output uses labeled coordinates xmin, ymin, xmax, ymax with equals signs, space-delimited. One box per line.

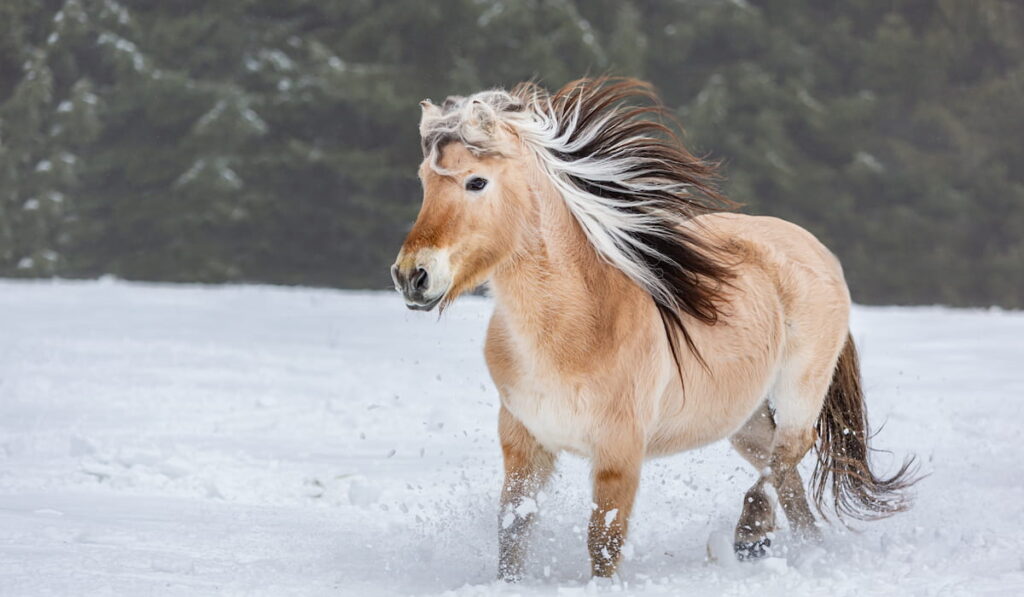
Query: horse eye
xmin=465 ymin=177 xmax=488 ymax=192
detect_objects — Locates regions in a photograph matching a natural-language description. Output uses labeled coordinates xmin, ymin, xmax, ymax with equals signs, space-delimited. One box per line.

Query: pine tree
xmin=0 ymin=0 xmax=109 ymax=276
xmin=0 ymin=0 xmax=1020 ymax=305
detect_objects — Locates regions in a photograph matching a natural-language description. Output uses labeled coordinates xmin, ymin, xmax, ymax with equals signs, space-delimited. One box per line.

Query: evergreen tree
xmin=0 ymin=0 xmax=1019 ymax=306
xmin=0 ymin=0 xmax=101 ymax=275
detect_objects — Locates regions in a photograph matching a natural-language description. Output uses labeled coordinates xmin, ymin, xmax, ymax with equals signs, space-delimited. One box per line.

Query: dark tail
xmin=811 ymin=333 xmax=920 ymax=521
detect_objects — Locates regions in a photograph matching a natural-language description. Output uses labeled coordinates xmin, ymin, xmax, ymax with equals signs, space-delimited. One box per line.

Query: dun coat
xmin=392 ymin=77 xmax=918 ymax=580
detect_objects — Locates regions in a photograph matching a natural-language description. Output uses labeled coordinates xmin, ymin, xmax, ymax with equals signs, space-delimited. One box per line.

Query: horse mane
xmin=420 ymin=77 xmax=736 ymax=361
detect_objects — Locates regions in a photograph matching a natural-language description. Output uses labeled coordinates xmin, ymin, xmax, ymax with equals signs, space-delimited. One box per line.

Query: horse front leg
xmin=588 ymin=432 xmax=643 ymax=577
xmin=497 ymin=406 xmax=555 ymax=582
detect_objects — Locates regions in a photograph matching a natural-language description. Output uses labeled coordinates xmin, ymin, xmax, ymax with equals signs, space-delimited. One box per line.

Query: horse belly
xmin=647 ymin=380 xmax=771 ymax=456
xmin=647 ymin=319 xmax=785 ymax=453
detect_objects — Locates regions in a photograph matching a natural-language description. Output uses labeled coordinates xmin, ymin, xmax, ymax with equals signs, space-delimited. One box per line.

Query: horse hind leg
xmin=729 ymin=401 xmax=778 ymax=559
xmin=766 ymin=427 xmax=821 ymax=542
xmin=730 ymin=399 xmax=823 ymax=560
xmin=762 ymin=341 xmax=846 ymax=543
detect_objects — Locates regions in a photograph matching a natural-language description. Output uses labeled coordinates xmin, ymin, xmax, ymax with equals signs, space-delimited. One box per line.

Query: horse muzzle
xmin=391 ymin=251 xmax=451 ymax=311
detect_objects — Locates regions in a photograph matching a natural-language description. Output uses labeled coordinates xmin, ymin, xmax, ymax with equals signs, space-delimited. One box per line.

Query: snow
xmin=97 ymin=32 xmax=146 ymax=72
xmin=195 ymin=100 xmax=268 ymax=137
xmin=239 ymin=107 xmax=268 ymax=135
xmin=101 ymin=0 xmax=132 ymax=26
xmin=1 ymin=279 xmax=1022 ymax=596
xmin=175 ymin=158 xmax=243 ymax=191
xmin=327 ymin=56 xmax=345 ymax=71
xmin=264 ymin=49 xmax=296 ymax=71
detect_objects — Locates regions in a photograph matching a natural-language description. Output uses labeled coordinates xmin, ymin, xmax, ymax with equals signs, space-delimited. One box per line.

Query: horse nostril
xmin=411 ymin=267 xmax=429 ymax=293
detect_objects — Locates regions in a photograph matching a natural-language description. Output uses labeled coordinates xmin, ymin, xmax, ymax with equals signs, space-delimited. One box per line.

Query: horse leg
xmin=766 ymin=427 xmax=820 ymax=541
xmin=764 ymin=344 xmax=843 ymax=542
xmin=730 ymin=401 xmax=778 ymax=559
xmin=588 ymin=431 xmax=643 ymax=577
xmin=730 ymin=399 xmax=823 ymax=557
xmin=498 ymin=406 xmax=556 ymax=582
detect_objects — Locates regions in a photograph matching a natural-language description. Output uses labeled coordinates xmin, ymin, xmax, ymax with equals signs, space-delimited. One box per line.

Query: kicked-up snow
xmin=0 ymin=280 xmax=1022 ymax=596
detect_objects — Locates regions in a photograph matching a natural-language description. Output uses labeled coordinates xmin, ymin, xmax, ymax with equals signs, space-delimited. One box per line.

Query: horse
xmin=391 ymin=77 xmax=918 ymax=580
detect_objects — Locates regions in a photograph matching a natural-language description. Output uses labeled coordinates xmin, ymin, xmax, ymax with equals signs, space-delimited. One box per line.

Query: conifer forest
xmin=2 ymin=0 xmax=1022 ymax=307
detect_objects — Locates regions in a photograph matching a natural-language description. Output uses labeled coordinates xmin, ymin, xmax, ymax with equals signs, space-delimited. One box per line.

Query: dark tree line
xmin=1 ymin=0 xmax=1022 ymax=306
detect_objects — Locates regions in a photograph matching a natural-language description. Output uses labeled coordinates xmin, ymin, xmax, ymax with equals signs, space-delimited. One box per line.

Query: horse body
xmin=392 ymin=78 xmax=916 ymax=581
xmin=488 ymin=194 xmax=852 ymax=458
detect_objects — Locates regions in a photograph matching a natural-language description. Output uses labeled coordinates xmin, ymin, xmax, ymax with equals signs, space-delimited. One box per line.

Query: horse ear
xmin=419 ymin=99 xmax=440 ymax=118
xmin=467 ymin=99 xmax=496 ymax=137
xmin=419 ymin=99 xmax=441 ymax=136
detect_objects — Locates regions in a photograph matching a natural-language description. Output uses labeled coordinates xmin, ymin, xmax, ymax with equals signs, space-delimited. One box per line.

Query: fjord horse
xmin=391 ymin=78 xmax=917 ymax=580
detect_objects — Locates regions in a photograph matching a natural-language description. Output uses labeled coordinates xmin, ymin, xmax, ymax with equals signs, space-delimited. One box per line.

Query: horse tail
xmin=811 ymin=332 xmax=920 ymax=521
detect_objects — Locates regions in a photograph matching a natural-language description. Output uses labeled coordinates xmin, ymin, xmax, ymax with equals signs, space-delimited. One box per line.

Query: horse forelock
xmin=419 ymin=90 xmax=525 ymax=173
xmin=418 ymin=77 xmax=737 ymax=341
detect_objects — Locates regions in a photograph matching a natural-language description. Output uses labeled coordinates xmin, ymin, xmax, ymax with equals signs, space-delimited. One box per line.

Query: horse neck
xmin=489 ymin=170 xmax=646 ymax=366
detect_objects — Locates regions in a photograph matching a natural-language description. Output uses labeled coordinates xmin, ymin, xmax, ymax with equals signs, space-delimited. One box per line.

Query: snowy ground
xmin=0 ymin=279 xmax=1022 ymax=596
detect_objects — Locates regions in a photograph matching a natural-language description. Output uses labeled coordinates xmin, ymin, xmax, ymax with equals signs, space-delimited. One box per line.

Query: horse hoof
xmin=734 ymin=538 xmax=771 ymax=561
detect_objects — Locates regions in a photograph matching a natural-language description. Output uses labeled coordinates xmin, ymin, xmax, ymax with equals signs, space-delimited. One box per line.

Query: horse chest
xmin=501 ymin=374 xmax=592 ymax=456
